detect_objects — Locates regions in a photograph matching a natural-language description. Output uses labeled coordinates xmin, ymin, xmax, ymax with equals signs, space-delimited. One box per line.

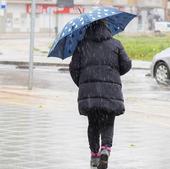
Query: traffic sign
xmin=0 ymin=2 xmax=7 ymax=9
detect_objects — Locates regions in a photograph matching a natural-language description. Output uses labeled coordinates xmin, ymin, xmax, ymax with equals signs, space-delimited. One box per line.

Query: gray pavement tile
xmin=0 ymin=87 xmax=170 ymax=169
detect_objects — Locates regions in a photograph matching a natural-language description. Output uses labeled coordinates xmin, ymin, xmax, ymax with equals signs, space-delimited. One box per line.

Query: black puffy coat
xmin=69 ymin=24 xmax=131 ymax=116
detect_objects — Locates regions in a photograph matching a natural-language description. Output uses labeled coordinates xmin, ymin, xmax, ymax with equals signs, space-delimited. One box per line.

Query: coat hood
xmin=85 ymin=24 xmax=112 ymax=42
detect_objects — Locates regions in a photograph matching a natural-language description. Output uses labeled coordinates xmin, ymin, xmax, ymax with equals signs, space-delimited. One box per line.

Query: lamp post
xmin=28 ymin=0 xmax=36 ymax=90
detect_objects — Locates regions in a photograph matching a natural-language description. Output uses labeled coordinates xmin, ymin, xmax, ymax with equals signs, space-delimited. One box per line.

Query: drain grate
xmin=16 ymin=64 xmax=35 ymax=69
xmin=58 ymin=67 xmax=69 ymax=73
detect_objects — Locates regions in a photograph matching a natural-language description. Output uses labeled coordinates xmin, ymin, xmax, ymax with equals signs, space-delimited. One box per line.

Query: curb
xmin=0 ymin=61 xmax=150 ymax=70
xmin=131 ymin=67 xmax=150 ymax=70
xmin=0 ymin=61 xmax=68 ymax=67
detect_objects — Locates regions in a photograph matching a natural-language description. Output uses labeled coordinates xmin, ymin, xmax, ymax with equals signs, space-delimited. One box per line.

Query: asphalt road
xmin=0 ymin=64 xmax=170 ymax=99
xmin=0 ymin=64 xmax=170 ymax=124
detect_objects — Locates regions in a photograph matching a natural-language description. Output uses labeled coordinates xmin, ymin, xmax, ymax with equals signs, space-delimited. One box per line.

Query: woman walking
xmin=69 ymin=20 xmax=131 ymax=169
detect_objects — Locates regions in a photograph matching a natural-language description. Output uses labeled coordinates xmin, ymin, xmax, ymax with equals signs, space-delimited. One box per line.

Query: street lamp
xmin=28 ymin=0 xmax=36 ymax=90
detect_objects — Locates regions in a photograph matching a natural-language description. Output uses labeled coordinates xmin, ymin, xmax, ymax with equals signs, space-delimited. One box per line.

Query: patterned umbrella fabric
xmin=48 ymin=7 xmax=136 ymax=59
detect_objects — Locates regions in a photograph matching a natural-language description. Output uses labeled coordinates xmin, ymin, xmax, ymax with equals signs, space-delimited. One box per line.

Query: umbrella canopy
xmin=48 ymin=7 xmax=136 ymax=59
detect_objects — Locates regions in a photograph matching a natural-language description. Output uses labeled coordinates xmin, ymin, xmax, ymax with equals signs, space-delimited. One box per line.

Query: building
xmin=0 ymin=0 xmax=169 ymax=34
xmin=0 ymin=0 xmax=101 ymax=33
xmin=113 ymin=0 xmax=169 ymax=31
xmin=0 ymin=0 xmax=80 ymax=33
xmin=132 ymin=0 xmax=166 ymax=31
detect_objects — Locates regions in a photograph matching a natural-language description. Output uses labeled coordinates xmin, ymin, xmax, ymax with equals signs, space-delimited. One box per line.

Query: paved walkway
xmin=0 ymin=35 xmax=151 ymax=69
xmin=1 ymin=35 xmax=168 ymax=169
xmin=0 ymin=83 xmax=170 ymax=169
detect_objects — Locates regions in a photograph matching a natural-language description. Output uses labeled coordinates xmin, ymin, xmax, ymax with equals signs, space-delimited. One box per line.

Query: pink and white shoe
xmin=97 ymin=146 xmax=111 ymax=169
xmin=90 ymin=152 xmax=101 ymax=168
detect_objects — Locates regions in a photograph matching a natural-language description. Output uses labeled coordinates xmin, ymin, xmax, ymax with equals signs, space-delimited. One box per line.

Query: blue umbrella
xmin=48 ymin=7 xmax=136 ymax=60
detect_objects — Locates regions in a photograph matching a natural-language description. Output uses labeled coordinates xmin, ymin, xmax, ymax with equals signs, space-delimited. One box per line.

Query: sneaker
xmin=97 ymin=146 xmax=111 ymax=169
xmin=90 ymin=152 xmax=100 ymax=168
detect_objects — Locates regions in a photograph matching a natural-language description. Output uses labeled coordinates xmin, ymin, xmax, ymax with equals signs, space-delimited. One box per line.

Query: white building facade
xmin=0 ymin=0 xmax=169 ymax=33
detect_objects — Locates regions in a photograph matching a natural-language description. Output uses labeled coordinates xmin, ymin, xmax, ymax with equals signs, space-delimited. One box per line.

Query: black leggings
xmin=87 ymin=111 xmax=115 ymax=153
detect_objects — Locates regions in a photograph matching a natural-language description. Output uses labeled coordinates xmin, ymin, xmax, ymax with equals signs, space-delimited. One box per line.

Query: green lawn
xmin=115 ymin=35 xmax=170 ymax=61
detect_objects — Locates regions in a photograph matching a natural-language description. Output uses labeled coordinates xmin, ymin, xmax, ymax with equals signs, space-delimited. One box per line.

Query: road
xmin=0 ymin=64 xmax=170 ymax=169
xmin=1 ymin=64 xmax=170 ymax=116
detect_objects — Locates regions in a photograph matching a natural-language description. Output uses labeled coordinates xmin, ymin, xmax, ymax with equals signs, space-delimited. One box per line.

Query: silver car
xmin=151 ymin=48 xmax=170 ymax=85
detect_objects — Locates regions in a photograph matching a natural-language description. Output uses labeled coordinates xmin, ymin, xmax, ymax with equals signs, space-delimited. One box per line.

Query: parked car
xmin=151 ymin=48 xmax=170 ymax=85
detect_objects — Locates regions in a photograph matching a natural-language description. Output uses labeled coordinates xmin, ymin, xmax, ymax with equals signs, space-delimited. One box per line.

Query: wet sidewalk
xmin=0 ymin=84 xmax=170 ymax=169
xmin=0 ymin=35 xmax=151 ymax=69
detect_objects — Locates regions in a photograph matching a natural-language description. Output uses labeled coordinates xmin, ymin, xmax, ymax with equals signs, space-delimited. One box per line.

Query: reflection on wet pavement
xmin=0 ymin=65 xmax=170 ymax=169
